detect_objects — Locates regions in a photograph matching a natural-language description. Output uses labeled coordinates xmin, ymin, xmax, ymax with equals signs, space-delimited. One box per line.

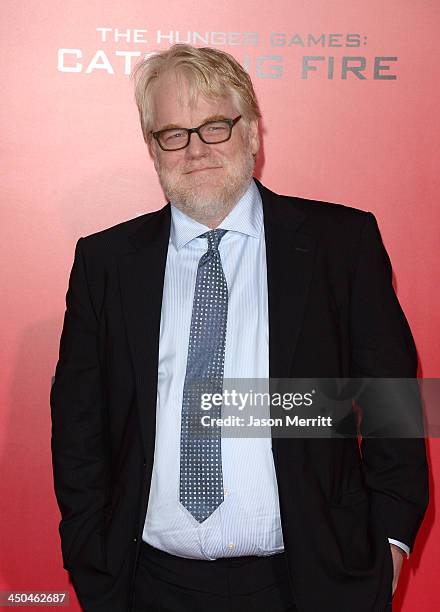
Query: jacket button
xmin=133 ymin=537 xmax=137 ymax=543
xmin=143 ymin=459 xmax=146 ymax=467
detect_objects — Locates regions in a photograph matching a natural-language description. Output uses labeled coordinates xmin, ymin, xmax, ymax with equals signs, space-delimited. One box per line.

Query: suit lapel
xmin=255 ymin=179 xmax=315 ymax=475
xmin=117 ymin=205 xmax=171 ymax=466
xmin=255 ymin=179 xmax=316 ymax=379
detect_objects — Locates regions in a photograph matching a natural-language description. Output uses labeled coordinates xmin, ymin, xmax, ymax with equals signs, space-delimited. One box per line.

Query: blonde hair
xmin=132 ymin=44 xmax=261 ymax=143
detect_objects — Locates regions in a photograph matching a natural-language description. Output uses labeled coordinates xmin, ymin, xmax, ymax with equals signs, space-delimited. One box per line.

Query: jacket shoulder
xmin=256 ymin=181 xmax=378 ymax=267
xmin=278 ymin=191 xmax=371 ymax=226
xmin=256 ymin=179 xmax=372 ymax=231
xmin=77 ymin=205 xmax=168 ymax=257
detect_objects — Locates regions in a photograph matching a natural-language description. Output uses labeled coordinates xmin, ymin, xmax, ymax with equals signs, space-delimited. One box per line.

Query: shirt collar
xmin=170 ymin=178 xmax=263 ymax=250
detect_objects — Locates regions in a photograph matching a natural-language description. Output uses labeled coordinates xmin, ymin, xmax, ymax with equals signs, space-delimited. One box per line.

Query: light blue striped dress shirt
xmin=142 ymin=178 xmax=285 ymax=559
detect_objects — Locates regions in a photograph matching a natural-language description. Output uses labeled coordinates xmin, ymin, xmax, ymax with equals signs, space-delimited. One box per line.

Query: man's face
xmin=148 ymin=70 xmax=259 ymax=226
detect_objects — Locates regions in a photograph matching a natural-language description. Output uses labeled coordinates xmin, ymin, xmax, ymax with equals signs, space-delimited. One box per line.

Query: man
xmin=51 ymin=44 xmax=428 ymax=611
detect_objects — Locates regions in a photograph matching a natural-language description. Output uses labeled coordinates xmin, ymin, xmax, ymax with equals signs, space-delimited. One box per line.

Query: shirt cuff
xmin=388 ymin=538 xmax=410 ymax=559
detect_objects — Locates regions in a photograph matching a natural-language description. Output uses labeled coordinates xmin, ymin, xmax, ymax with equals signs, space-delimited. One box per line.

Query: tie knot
xmin=201 ymin=228 xmax=228 ymax=252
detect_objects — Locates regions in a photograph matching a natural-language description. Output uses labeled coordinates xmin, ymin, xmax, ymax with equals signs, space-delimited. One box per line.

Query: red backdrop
xmin=1 ymin=1 xmax=439 ymax=610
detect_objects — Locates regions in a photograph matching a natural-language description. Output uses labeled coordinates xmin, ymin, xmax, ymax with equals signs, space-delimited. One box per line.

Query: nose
xmin=184 ymin=131 xmax=210 ymax=159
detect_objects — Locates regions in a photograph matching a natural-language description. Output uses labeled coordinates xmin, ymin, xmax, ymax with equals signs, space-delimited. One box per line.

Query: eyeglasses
xmin=151 ymin=115 xmax=242 ymax=151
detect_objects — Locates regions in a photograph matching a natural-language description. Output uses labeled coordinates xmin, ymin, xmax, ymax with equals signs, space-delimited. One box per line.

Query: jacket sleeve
xmin=349 ymin=212 xmax=429 ymax=553
xmin=50 ymin=238 xmax=110 ymax=578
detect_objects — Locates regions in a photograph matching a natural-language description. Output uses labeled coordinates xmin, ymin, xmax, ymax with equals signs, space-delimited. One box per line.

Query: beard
xmin=152 ymin=136 xmax=256 ymax=226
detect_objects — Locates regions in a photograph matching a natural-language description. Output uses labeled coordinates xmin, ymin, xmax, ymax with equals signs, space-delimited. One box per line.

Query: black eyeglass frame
xmin=151 ymin=115 xmax=242 ymax=151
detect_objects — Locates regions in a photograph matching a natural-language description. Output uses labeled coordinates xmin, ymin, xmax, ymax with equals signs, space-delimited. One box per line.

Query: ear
xmin=248 ymin=119 xmax=260 ymax=156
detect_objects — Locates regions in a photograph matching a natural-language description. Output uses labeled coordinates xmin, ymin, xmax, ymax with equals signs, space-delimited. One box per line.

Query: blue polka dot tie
xmin=179 ymin=228 xmax=228 ymax=523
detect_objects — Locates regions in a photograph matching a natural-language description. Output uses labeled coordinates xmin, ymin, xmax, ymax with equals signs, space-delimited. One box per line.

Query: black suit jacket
xmin=51 ymin=179 xmax=428 ymax=611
